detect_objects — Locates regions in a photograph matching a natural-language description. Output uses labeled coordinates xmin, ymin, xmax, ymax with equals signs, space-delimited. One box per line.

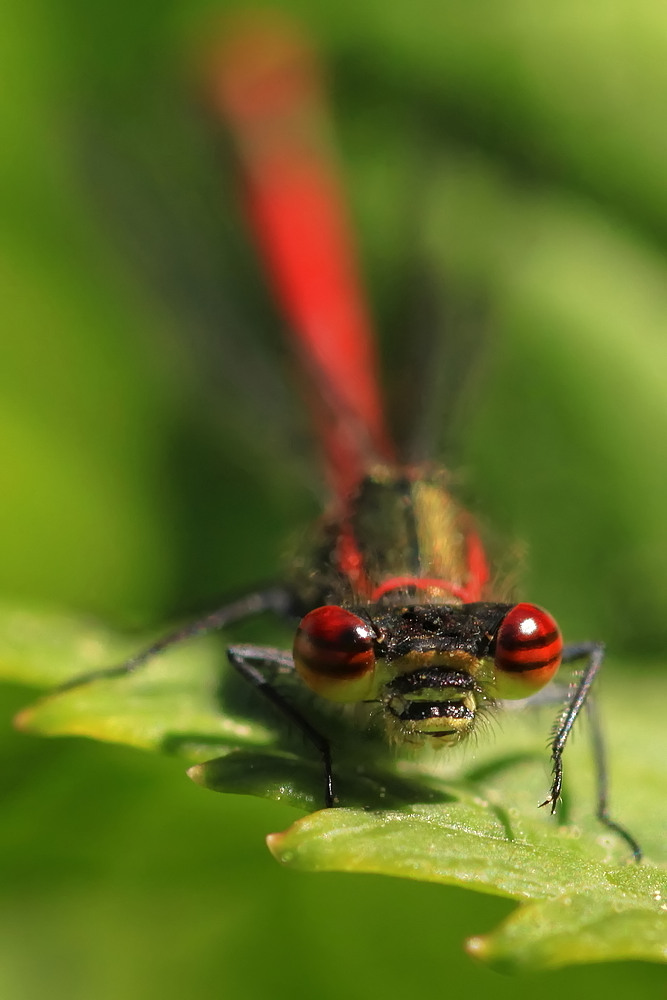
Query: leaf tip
xmin=266 ymin=830 xmax=290 ymax=863
xmin=186 ymin=763 xmax=206 ymax=786
xmin=464 ymin=935 xmax=488 ymax=961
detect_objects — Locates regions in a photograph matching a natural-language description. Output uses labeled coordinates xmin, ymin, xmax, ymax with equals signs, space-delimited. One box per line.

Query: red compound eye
xmin=293 ymin=605 xmax=376 ymax=703
xmin=493 ymin=603 xmax=562 ymax=700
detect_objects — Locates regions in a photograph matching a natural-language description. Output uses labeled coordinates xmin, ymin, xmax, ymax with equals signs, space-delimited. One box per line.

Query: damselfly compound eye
xmin=293 ymin=605 xmax=376 ymax=702
xmin=492 ymin=603 xmax=562 ymax=699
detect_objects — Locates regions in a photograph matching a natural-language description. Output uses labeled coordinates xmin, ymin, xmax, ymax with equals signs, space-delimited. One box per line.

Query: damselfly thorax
xmin=289 ymin=464 xmax=486 ymax=611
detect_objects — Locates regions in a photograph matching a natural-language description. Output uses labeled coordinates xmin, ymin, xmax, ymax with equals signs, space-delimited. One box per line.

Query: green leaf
xmin=267 ymin=808 xmax=667 ymax=972
xmin=4 ymin=600 xmax=666 ymax=972
xmin=3 ymin=602 xmax=275 ymax=760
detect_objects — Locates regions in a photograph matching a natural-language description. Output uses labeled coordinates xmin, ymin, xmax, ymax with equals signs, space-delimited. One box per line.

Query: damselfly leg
xmin=227 ymin=644 xmax=335 ymax=807
xmin=540 ymin=641 xmax=642 ymax=861
xmin=57 ymin=587 xmax=293 ymax=692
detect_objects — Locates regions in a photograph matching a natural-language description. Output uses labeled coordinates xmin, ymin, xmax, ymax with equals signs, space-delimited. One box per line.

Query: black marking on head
xmin=386 ymin=669 xmax=476 ymax=696
xmin=392 ymin=700 xmax=475 ymax=723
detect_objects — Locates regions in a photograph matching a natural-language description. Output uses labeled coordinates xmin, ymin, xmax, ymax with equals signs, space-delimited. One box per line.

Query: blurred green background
xmin=1 ymin=0 xmax=666 ymax=997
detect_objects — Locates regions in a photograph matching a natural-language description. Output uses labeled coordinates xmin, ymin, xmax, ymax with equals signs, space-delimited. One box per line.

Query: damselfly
xmin=65 ymin=15 xmax=641 ymax=861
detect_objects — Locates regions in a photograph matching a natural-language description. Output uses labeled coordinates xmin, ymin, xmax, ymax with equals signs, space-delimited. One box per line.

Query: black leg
xmin=585 ymin=694 xmax=642 ymax=862
xmin=539 ymin=641 xmax=604 ymax=813
xmin=57 ymin=586 xmax=292 ymax=692
xmin=540 ymin=641 xmax=641 ymax=862
xmin=227 ymin=643 xmax=335 ymax=807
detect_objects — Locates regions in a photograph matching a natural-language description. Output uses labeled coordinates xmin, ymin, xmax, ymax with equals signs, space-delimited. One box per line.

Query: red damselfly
xmin=64 ymin=14 xmax=640 ymax=861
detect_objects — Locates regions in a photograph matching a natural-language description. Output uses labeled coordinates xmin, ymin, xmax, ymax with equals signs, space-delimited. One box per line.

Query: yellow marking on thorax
xmin=412 ymin=480 xmax=469 ymax=595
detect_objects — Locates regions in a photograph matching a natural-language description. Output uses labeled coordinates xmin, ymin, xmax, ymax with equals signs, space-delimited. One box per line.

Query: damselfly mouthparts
xmin=63 ymin=14 xmax=641 ymax=862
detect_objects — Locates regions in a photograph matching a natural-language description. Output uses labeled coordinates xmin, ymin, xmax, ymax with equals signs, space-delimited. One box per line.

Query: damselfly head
xmin=293 ymin=601 xmax=563 ymax=747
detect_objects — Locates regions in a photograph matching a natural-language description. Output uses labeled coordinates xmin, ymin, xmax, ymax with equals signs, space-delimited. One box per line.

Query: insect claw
xmin=538 ymin=790 xmax=561 ymax=814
